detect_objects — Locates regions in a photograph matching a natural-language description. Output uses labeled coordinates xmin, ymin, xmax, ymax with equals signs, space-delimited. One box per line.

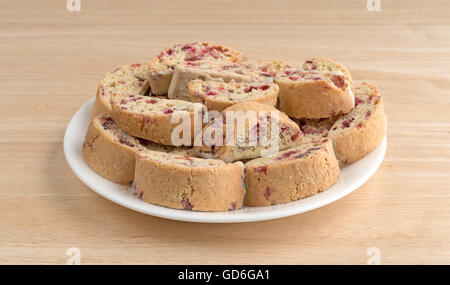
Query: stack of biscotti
xmin=149 ymin=42 xmax=247 ymax=95
xmin=82 ymin=42 xmax=387 ymax=212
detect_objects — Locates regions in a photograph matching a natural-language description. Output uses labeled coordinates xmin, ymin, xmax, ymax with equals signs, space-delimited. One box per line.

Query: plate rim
xmin=64 ymin=97 xmax=387 ymax=223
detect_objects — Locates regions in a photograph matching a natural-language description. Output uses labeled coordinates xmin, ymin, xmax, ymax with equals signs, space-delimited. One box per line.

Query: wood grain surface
xmin=1 ymin=0 xmax=449 ymax=264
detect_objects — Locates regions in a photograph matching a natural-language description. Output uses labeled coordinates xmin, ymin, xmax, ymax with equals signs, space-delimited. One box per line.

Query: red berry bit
xmin=355 ymin=97 xmax=364 ymax=107
xmin=304 ymin=60 xmax=317 ymax=70
xmin=145 ymin=99 xmax=158 ymax=104
xmin=264 ymin=187 xmax=271 ymax=199
xmin=341 ymin=119 xmax=352 ymax=129
xmin=118 ymin=135 xmax=135 ymax=148
xmin=181 ymin=199 xmax=193 ymax=210
xmin=365 ymin=110 xmax=372 ymax=118
xmin=244 ymin=86 xmax=257 ymax=93
xmin=330 ymin=74 xmax=345 ymax=88
xmin=163 ymin=108 xmax=174 ymax=114
xmin=290 ymin=132 xmax=301 ymax=142
xmin=256 ymin=165 xmax=268 ymax=174
xmin=181 ymin=44 xmax=193 ymax=51
xmin=229 ymin=202 xmax=237 ymax=211
xmin=206 ymin=91 xmax=217 ymax=96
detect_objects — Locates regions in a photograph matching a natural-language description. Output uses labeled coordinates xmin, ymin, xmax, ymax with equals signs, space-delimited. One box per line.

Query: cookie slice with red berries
xmin=188 ymin=80 xmax=278 ymax=112
xmin=149 ymin=42 xmax=247 ymax=95
xmin=93 ymin=63 xmax=151 ymax=117
xmin=134 ymin=150 xmax=245 ymax=211
xmin=244 ymin=139 xmax=340 ymax=206
xmin=111 ymin=94 xmax=206 ymax=146
xmin=328 ymin=82 xmax=387 ymax=166
xmin=276 ymin=57 xmax=354 ymax=119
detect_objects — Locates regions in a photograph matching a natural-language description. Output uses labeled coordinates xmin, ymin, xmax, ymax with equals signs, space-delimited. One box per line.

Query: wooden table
xmin=1 ymin=0 xmax=449 ymax=265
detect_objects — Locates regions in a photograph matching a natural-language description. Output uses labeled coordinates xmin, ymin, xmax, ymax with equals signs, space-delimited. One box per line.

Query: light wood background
xmin=1 ymin=0 xmax=449 ymax=265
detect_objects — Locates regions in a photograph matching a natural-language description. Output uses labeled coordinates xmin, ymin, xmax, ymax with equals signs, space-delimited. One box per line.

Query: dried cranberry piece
xmin=243 ymin=86 xmax=255 ymax=93
xmin=181 ymin=44 xmax=192 ymax=50
xmin=163 ymin=108 xmax=174 ymax=114
xmin=206 ymin=91 xmax=217 ymax=96
xmin=181 ymin=199 xmax=193 ymax=210
xmin=365 ymin=110 xmax=372 ymax=118
xmin=118 ymin=136 xmax=135 ymax=148
xmin=290 ymin=132 xmax=301 ymax=141
xmin=264 ymin=187 xmax=271 ymax=199
xmin=355 ymin=97 xmax=364 ymax=107
xmin=185 ymin=55 xmax=201 ymax=61
xmin=256 ymin=165 xmax=268 ymax=174
xmin=341 ymin=119 xmax=351 ymax=128
xmin=145 ymin=99 xmax=158 ymax=104
xmin=275 ymin=150 xmax=298 ymax=160
xmin=229 ymin=202 xmax=237 ymax=211
xmin=330 ymin=74 xmax=345 ymax=88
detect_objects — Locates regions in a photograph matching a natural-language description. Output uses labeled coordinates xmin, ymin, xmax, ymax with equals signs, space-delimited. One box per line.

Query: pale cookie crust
xmin=188 ymin=80 xmax=278 ymax=112
xmin=328 ymin=82 xmax=387 ymax=166
xmin=244 ymin=140 xmax=340 ymax=206
xmin=134 ymin=151 xmax=245 ymax=211
xmin=149 ymin=42 xmax=247 ymax=95
xmin=111 ymin=94 xmax=205 ymax=146
xmin=195 ymin=102 xmax=302 ymax=162
xmin=93 ymin=63 xmax=151 ymax=118
xmin=277 ymin=57 xmax=354 ymax=119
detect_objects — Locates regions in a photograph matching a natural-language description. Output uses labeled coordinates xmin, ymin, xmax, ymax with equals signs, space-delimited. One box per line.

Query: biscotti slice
xmin=255 ymin=58 xmax=298 ymax=78
xmin=93 ymin=63 xmax=150 ymax=117
xmin=188 ymin=80 xmax=278 ymax=112
xmin=244 ymin=139 xmax=340 ymax=206
xmin=328 ymin=82 xmax=387 ymax=166
xmin=149 ymin=42 xmax=247 ymax=95
xmin=111 ymin=94 xmax=205 ymax=146
xmin=195 ymin=102 xmax=302 ymax=162
xmin=168 ymin=61 xmax=272 ymax=101
xmin=133 ymin=150 xmax=245 ymax=212
xmin=82 ymin=113 xmax=150 ymax=185
xmin=277 ymin=57 xmax=354 ymax=119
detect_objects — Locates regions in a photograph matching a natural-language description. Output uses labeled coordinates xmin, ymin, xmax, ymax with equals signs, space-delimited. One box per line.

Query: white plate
xmin=64 ymin=97 xmax=386 ymax=223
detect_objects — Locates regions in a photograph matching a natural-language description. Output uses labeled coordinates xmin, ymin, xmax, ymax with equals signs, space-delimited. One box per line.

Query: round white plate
xmin=64 ymin=97 xmax=386 ymax=223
